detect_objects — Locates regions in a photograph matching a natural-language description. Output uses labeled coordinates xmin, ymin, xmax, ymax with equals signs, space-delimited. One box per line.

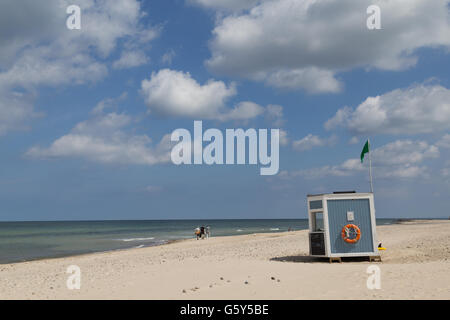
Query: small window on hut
xmin=312 ymin=212 xmax=324 ymax=232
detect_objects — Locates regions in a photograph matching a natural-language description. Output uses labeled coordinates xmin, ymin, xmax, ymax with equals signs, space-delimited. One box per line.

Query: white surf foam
xmin=118 ymin=237 xmax=155 ymax=242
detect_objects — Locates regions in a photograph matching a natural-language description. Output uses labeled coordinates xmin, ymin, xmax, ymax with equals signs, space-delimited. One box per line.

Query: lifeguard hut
xmin=307 ymin=191 xmax=380 ymax=262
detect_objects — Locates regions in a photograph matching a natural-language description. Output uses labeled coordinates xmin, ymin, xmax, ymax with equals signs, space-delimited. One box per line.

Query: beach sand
xmin=0 ymin=220 xmax=449 ymax=300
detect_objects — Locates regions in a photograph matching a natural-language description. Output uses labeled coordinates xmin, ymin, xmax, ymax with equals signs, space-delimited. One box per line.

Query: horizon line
xmin=0 ymin=217 xmax=446 ymax=223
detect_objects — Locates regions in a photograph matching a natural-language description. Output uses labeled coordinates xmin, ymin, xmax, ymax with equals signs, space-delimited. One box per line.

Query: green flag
xmin=360 ymin=140 xmax=370 ymax=163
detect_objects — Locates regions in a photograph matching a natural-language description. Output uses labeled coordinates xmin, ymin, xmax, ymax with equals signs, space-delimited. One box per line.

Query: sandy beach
xmin=0 ymin=220 xmax=449 ymax=300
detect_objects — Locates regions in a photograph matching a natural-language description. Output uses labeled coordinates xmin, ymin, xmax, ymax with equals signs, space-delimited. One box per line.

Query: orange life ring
xmin=341 ymin=224 xmax=361 ymax=244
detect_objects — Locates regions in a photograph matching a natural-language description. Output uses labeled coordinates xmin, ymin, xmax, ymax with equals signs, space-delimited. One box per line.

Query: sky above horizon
xmin=0 ymin=0 xmax=449 ymax=221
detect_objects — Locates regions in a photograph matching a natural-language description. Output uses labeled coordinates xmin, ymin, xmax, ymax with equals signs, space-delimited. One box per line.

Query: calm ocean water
xmin=0 ymin=219 xmax=396 ymax=264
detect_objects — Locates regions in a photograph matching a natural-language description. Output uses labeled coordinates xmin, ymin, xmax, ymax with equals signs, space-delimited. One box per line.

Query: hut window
xmin=309 ymin=200 xmax=323 ymax=210
xmin=312 ymin=212 xmax=324 ymax=232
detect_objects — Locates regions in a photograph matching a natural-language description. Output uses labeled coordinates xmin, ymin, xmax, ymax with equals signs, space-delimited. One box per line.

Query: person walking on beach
xmin=195 ymin=227 xmax=201 ymax=240
xmin=200 ymin=226 xmax=205 ymax=239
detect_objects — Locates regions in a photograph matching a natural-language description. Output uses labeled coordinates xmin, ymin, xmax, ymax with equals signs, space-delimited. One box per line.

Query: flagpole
xmin=368 ymin=138 xmax=374 ymax=193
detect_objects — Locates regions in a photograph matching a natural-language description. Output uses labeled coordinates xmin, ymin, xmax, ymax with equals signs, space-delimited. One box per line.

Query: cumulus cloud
xmin=113 ymin=50 xmax=149 ymax=69
xmin=0 ymin=51 xmax=108 ymax=89
xmin=292 ymin=134 xmax=337 ymax=152
xmin=141 ymin=69 xmax=236 ymax=118
xmin=373 ymin=140 xmax=439 ymax=167
xmin=0 ymin=0 xmax=62 ymax=68
xmin=288 ymin=139 xmax=440 ymax=180
xmin=0 ymin=0 xmax=155 ymax=76
xmin=27 ymin=96 xmax=172 ymax=166
xmin=141 ymin=69 xmax=282 ymax=122
xmin=0 ymin=0 xmax=158 ymax=136
xmin=206 ymin=0 xmax=450 ymax=92
xmin=325 ymin=84 xmax=450 ymax=135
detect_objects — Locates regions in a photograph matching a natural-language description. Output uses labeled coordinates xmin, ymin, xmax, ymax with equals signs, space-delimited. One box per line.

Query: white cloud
xmin=325 ymin=84 xmax=450 ymax=135
xmin=0 ymin=0 xmax=154 ymax=72
xmin=188 ymin=0 xmax=261 ymax=11
xmin=373 ymin=140 xmax=439 ymax=167
xmin=206 ymin=0 xmax=450 ymax=92
xmin=0 ymin=0 xmax=158 ymax=136
xmin=141 ymin=69 xmax=236 ymax=118
xmin=91 ymin=92 xmax=128 ymax=115
xmin=141 ymin=69 xmax=281 ymax=122
xmin=264 ymin=67 xmax=342 ymax=93
xmin=113 ymin=50 xmax=149 ymax=69
xmin=161 ymin=50 xmax=176 ymax=65
xmin=437 ymin=134 xmax=450 ymax=149
xmin=0 ymin=0 xmax=62 ymax=68
xmin=349 ymin=137 xmax=360 ymax=145
xmin=216 ymin=101 xmax=265 ymax=122
xmin=0 ymin=90 xmax=41 ymax=136
xmin=27 ymin=96 xmax=172 ymax=166
xmin=324 ymin=107 xmax=352 ymax=132
xmin=279 ymin=129 xmax=289 ymax=147
xmin=292 ymin=134 xmax=337 ymax=152
xmin=264 ymin=104 xmax=285 ymax=127
xmin=0 ymin=51 xmax=108 ymax=89
xmin=289 ymin=139 xmax=440 ymax=179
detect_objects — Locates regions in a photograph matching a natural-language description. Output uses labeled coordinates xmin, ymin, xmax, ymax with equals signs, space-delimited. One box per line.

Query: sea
xmin=0 ymin=219 xmax=397 ymax=264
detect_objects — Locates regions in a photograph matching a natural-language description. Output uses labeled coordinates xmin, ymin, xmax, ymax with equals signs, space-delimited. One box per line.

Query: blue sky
xmin=0 ymin=0 xmax=449 ymax=221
